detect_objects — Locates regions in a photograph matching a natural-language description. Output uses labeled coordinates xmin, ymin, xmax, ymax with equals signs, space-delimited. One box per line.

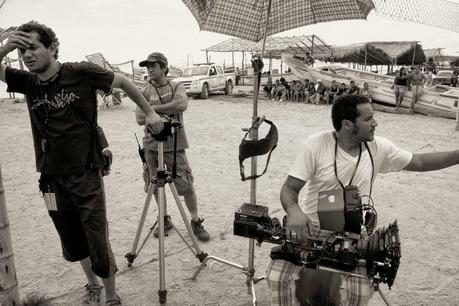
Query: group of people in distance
xmin=391 ymin=64 xmax=430 ymax=111
xmin=264 ymin=75 xmax=372 ymax=105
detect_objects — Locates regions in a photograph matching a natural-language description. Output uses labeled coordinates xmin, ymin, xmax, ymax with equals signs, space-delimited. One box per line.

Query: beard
xmin=26 ymin=60 xmax=51 ymax=74
xmin=352 ymin=125 xmax=374 ymax=141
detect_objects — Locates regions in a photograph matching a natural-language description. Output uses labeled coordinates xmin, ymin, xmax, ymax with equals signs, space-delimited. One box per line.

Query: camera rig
xmin=233 ymin=187 xmax=401 ymax=291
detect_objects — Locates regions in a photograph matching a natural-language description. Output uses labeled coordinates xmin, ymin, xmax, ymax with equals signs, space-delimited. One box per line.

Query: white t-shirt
xmin=289 ymin=130 xmax=413 ymax=226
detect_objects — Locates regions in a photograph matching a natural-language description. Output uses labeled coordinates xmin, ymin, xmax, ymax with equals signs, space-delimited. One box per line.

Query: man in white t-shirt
xmin=266 ymin=94 xmax=459 ymax=306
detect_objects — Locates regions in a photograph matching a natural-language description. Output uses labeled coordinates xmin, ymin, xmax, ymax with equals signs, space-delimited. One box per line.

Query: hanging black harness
xmin=239 ymin=118 xmax=278 ymax=181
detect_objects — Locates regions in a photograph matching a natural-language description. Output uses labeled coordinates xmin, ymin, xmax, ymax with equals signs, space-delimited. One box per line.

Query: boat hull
xmin=283 ymin=55 xmax=459 ymax=120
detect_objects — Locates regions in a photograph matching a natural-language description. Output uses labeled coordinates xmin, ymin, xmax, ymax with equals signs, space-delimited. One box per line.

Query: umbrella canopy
xmin=182 ymin=0 xmax=375 ymax=42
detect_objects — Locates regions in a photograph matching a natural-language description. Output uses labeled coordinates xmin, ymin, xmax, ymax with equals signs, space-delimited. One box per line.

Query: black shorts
xmin=42 ymin=170 xmax=117 ymax=278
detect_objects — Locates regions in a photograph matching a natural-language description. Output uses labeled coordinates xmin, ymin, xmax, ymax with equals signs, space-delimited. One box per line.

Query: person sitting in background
xmin=304 ymin=82 xmax=315 ymax=104
xmin=292 ymin=80 xmax=304 ymax=102
xmin=263 ymin=71 xmax=273 ymax=99
xmin=346 ymin=80 xmax=360 ymax=95
xmin=309 ymin=80 xmax=326 ymax=104
xmin=326 ymin=80 xmax=339 ymax=104
xmin=302 ymin=79 xmax=310 ymax=102
xmin=270 ymin=79 xmax=279 ymax=100
xmin=280 ymin=77 xmax=290 ymax=101
xmin=359 ymin=82 xmax=372 ymax=102
xmin=337 ymin=82 xmax=347 ymax=95
xmin=275 ymin=79 xmax=287 ymax=101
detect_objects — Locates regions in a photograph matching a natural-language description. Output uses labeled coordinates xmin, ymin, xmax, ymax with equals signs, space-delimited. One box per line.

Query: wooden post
xmin=242 ymin=51 xmax=245 ymax=85
xmin=364 ymin=45 xmax=368 ymax=71
xmin=411 ymin=44 xmax=417 ymax=66
xmin=311 ymin=35 xmax=315 ymax=56
xmin=130 ymin=60 xmax=135 ymax=83
xmin=0 ymin=164 xmax=20 ymax=306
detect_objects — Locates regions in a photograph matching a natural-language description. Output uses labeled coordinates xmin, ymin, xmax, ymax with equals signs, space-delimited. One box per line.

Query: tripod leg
xmin=125 ymin=183 xmax=156 ymax=266
xmin=168 ymin=182 xmax=207 ymax=261
xmin=158 ymin=185 xmax=167 ymax=304
xmin=378 ymin=288 xmax=391 ymax=306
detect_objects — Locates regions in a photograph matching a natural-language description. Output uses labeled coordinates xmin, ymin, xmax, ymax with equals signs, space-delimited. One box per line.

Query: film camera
xmin=151 ymin=117 xmax=182 ymax=142
xmin=233 ymin=186 xmax=401 ymax=290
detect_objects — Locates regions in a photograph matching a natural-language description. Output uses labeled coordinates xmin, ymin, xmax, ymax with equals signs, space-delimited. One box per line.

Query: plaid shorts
xmin=266 ymin=259 xmax=373 ymax=306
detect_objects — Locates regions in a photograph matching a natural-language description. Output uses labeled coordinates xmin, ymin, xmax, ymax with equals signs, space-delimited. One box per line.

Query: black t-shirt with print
xmin=5 ymin=61 xmax=114 ymax=175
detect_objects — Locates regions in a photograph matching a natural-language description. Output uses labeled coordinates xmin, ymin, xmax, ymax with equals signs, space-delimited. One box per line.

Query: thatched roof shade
xmin=204 ymin=35 xmax=332 ymax=59
xmin=317 ymin=41 xmax=426 ymax=65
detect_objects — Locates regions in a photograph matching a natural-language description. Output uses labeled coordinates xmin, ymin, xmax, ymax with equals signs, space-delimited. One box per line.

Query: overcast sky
xmin=1 ymin=0 xmax=459 ymax=70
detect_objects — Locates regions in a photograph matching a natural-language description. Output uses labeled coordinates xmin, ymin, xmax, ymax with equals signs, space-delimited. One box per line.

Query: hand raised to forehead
xmin=4 ymin=31 xmax=33 ymax=52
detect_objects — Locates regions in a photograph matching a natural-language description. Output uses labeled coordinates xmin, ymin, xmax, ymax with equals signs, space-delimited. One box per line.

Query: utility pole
xmin=0 ymin=163 xmax=20 ymax=306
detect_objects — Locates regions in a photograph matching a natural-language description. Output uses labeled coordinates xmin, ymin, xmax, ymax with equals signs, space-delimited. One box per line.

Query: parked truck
xmin=173 ymin=63 xmax=234 ymax=99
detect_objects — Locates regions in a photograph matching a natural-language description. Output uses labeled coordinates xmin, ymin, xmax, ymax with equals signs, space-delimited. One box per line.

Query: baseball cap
xmin=139 ymin=52 xmax=168 ymax=68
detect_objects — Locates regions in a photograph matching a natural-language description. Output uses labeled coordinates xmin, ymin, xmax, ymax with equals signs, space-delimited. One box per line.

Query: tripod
xmin=125 ymin=133 xmax=208 ymax=305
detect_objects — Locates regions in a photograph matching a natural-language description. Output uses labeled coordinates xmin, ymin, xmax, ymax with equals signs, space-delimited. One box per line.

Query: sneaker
xmin=105 ymin=295 xmax=122 ymax=306
xmin=83 ymin=284 xmax=103 ymax=305
xmin=191 ymin=218 xmax=210 ymax=242
xmin=153 ymin=215 xmax=173 ymax=238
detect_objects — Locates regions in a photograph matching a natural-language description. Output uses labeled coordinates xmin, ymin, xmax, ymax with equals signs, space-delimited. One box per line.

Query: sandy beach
xmin=1 ymin=91 xmax=459 ymax=306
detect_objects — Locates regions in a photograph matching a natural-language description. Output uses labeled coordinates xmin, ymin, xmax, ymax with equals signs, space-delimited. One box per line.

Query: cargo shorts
xmin=41 ymin=170 xmax=117 ymax=278
xmin=144 ymin=149 xmax=194 ymax=196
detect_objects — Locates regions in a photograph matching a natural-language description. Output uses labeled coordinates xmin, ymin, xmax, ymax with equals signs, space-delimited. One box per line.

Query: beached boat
xmin=283 ymin=54 xmax=459 ymax=119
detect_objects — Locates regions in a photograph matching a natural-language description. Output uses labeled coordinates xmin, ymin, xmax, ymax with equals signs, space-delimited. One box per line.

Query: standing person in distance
xmin=135 ymin=52 xmax=210 ymax=242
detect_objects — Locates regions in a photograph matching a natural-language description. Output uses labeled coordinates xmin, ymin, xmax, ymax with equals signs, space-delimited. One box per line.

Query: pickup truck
xmin=173 ymin=63 xmax=234 ymax=99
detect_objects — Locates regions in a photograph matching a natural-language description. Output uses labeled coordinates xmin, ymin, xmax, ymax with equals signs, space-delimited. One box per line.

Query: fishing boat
xmin=283 ymin=54 xmax=459 ymax=119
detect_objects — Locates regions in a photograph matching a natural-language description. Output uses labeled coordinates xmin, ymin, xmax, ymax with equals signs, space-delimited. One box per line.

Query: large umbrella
xmin=182 ymin=0 xmax=376 ymax=175
xmin=183 ymin=0 xmax=375 ymax=303
xmin=182 ymin=0 xmax=375 ymax=43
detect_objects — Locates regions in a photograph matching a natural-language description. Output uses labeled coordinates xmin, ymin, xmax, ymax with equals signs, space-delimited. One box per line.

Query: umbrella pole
xmin=247 ymin=0 xmax=272 ymax=302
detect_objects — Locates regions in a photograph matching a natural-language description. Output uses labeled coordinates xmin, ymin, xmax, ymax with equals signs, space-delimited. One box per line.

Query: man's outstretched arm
xmin=111 ymin=73 xmax=164 ymax=134
xmin=404 ymin=150 xmax=459 ymax=172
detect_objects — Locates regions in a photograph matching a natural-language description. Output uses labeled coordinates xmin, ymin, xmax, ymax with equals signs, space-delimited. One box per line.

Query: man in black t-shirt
xmin=0 ymin=21 xmax=164 ymax=306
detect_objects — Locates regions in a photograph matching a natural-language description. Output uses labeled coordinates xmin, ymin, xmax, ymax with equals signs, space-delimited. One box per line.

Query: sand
xmin=1 ymin=91 xmax=459 ymax=306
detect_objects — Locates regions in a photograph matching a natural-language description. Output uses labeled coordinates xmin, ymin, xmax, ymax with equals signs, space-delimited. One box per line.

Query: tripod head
xmin=151 ymin=117 xmax=182 ymax=142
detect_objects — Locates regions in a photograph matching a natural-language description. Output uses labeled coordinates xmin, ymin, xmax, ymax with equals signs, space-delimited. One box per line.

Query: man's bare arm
xmin=404 ymin=151 xmax=459 ymax=172
xmin=280 ymin=175 xmax=318 ymax=240
xmin=111 ymin=73 xmax=163 ymax=134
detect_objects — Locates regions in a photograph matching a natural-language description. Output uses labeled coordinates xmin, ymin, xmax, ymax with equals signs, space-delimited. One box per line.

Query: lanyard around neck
xmin=151 ymin=80 xmax=173 ymax=104
xmin=333 ymin=133 xmax=375 ymax=198
xmin=334 ymin=133 xmax=362 ymax=190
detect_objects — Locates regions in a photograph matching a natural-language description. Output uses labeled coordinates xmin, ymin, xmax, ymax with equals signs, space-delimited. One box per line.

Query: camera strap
xmin=333 ymin=134 xmax=374 ymax=197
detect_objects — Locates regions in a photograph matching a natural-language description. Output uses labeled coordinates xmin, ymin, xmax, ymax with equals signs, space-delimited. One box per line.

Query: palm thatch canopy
xmin=314 ymin=41 xmax=426 ymax=66
xmin=205 ymin=36 xmax=426 ymax=66
xmin=203 ymin=35 xmax=332 ymax=59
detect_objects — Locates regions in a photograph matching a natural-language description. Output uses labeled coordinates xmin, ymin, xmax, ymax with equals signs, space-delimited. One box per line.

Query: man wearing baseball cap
xmin=135 ymin=52 xmax=210 ymax=242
